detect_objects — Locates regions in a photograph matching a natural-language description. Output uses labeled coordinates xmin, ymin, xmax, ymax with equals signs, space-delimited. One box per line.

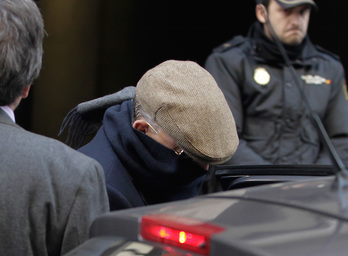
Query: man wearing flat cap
xmin=60 ymin=60 xmax=239 ymax=211
xmin=205 ymin=0 xmax=348 ymax=165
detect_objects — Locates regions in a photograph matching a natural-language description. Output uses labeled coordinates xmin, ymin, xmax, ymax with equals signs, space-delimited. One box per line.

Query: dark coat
xmin=205 ymin=22 xmax=348 ymax=165
xmin=79 ymin=100 xmax=206 ymax=211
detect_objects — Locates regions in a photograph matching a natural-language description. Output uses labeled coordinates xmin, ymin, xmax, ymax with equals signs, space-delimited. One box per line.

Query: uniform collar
xmin=249 ymin=22 xmax=318 ymax=65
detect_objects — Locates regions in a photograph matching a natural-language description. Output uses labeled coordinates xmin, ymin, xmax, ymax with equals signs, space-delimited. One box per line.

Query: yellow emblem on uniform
xmin=254 ymin=67 xmax=270 ymax=86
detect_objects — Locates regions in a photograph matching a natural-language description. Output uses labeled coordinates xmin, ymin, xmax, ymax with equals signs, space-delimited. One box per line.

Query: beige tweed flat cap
xmin=136 ymin=60 xmax=239 ymax=165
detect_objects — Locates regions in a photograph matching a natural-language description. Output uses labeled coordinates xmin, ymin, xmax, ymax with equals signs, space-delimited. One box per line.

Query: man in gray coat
xmin=0 ymin=0 xmax=109 ymax=255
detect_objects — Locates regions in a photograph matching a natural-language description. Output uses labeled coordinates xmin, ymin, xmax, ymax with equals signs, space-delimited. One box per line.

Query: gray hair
xmin=133 ymin=94 xmax=161 ymax=131
xmin=0 ymin=0 xmax=44 ymax=106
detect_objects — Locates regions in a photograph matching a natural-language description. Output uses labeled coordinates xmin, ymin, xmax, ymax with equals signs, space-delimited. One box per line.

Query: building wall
xmin=16 ymin=0 xmax=348 ymax=141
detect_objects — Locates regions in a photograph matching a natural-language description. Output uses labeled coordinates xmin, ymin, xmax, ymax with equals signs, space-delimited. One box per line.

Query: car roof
xmin=101 ymin=175 xmax=348 ymax=222
xmin=207 ymin=175 xmax=348 ymax=221
xmin=88 ymin=175 xmax=348 ymax=255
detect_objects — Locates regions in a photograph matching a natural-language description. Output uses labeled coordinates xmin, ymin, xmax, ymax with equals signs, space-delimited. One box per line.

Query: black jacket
xmin=205 ymin=22 xmax=348 ymax=165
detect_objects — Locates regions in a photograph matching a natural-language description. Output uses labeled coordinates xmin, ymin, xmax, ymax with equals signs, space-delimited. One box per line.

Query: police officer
xmin=205 ymin=0 xmax=348 ymax=165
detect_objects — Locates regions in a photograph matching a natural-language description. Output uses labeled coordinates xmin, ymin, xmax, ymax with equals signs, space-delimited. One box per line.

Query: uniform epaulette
xmin=213 ymin=35 xmax=246 ymax=53
xmin=314 ymin=45 xmax=340 ymax=61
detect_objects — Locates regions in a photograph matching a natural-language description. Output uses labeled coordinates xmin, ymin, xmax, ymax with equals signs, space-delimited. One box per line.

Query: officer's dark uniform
xmin=205 ymin=22 xmax=348 ymax=165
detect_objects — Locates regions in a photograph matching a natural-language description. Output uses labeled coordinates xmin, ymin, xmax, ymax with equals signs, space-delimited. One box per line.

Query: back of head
xmin=136 ymin=60 xmax=239 ymax=165
xmin=0 ymin=0 xmax=44 ymax=106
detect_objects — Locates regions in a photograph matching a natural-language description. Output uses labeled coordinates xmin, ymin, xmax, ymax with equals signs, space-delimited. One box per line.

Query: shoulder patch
xmin=314 ymin=45 xmax=340 ymax=61
xmin=213 ymin=36 xmax=246 ymax=53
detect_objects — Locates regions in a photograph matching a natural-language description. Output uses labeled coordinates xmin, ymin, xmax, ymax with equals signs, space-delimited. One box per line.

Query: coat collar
xmin=0 ymin=108 xmax=21 ymax=129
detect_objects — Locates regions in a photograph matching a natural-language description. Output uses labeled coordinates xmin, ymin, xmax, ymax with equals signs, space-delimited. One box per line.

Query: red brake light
xmin=140 ymin=214 xmax=225 ymax=255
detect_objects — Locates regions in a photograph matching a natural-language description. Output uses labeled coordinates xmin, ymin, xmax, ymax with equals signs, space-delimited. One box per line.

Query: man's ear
xmin=21 ymin=85 xmax=31 ymax=99
xmin=256 ymin=4 xmax=267 ymax=24
xmin=133 ymin=119 xmax=149 ymax=133
xmin=8 ymin=85 xmax=32 ymax=111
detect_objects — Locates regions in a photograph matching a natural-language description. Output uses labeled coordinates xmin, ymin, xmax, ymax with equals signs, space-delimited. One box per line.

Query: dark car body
xmin=65 ymin=165 xmax=348 ymax=256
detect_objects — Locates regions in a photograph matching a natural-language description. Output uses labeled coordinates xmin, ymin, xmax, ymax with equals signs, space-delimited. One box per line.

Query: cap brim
xmin=276 ymin=0 xmax=318 ymax=10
